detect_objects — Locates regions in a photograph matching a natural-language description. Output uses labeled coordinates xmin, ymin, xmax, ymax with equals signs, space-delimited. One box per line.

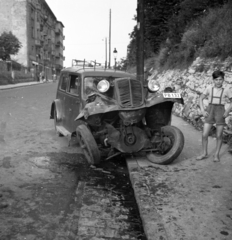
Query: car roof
xmin=61 ymin=66 xmax=136 ymax=78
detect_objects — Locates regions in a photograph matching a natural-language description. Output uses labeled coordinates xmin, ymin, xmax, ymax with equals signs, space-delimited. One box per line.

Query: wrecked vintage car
xmin=50 ymin=64 xmax=184 ymax=165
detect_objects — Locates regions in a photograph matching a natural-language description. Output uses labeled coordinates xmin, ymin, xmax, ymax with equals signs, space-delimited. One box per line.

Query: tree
xmin=0 ymin=31 xmax=22 ymax=61
xmin=167 ymin=0 xmax=227 ymax=45
xmin=126 ymin=0 xmax=180 ymax=67
xmin=144 ymin=0 xmax=181 ymax=53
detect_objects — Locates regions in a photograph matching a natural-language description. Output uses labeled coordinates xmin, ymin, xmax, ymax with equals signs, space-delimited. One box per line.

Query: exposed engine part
xmin=87 ymin=114 xmax=103 ymax=127
xmin=106 ymin=124 xmax=149 ymax=153
xmin=119 ymin=109 xmax=146 ymax=125
xmin=125 ymin=133 xmax=136 ymax=145
xmin=104 ymin=138 xmax=108 ymax=147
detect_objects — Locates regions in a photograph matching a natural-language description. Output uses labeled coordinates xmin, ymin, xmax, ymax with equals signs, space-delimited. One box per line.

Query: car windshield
xmin=84 ymin=76 xmax=116 ymax=97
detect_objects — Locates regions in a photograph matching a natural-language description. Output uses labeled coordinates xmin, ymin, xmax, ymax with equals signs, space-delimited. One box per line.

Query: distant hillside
xmin=126 ymin=0 xmax=232 ymax=72
xmin=155 ymin=2 xmax=232 ymax=71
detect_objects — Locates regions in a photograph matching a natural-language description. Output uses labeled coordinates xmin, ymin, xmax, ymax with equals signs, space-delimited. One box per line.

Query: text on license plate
xmin=163 ymin=93 xmax=181 ymax=98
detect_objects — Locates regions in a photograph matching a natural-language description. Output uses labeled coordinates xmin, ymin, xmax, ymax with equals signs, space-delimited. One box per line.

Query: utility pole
xmin=108 ymin=9 xmax=111 ymax=69
xmin=136 ymin=0 xmax=144 ymax=83
xmin=105 ymin=37 xmax=107 ymax=68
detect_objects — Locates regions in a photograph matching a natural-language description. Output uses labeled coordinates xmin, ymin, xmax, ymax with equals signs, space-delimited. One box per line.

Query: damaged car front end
xmin=74 ymin=75 xmax=184 ymax=165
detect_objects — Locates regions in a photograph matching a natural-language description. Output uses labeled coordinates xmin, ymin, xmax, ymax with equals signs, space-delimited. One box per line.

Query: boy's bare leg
xmin=214 ymin=125 xmax=224 ymax=162
xmin=196 ymin=123 xmax=212 ymax=160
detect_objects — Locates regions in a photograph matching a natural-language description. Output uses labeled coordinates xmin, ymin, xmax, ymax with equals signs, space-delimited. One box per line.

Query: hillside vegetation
xmin=126 ymin=0 xmax=232 ymax=71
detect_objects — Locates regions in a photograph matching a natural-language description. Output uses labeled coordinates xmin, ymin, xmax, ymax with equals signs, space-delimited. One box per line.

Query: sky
xmin=46 ymin=0 xmax=137 ymax=68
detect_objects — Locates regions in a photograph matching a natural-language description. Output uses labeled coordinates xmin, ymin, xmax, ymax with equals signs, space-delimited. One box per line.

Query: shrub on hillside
xmin=154 ymin=3 xmax=232 ymax=70
xmin=200 ymin=5 xmax=232 ymax=59
xmin=180 ymin=4 xmax=232 ymax=60
xmin=156 ymin=47 xmax=170 ymax=68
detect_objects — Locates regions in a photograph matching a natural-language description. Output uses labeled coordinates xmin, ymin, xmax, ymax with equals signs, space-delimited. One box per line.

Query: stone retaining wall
xmin=149 ymin=57 xmax=232 ymax=133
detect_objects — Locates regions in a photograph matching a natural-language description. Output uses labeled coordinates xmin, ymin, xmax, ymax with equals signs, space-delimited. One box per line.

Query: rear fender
xmin=50 ymin=100 xmax=62 ymax=121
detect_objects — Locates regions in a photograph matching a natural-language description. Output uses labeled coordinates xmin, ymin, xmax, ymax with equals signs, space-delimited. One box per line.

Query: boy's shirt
xmin=203 ymin=85 xmax=232 ymax=105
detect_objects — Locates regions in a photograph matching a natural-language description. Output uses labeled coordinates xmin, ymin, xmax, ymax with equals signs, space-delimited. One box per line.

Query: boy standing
xmin=197 ymin=70 xmax=232 ymax=162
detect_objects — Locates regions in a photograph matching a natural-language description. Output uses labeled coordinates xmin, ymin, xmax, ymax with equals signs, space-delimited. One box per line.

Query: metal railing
xmin=72 ymin=59 xmax=102 ymax=69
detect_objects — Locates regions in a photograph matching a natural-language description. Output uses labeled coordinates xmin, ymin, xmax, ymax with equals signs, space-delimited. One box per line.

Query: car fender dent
xmin=75 ymin=100 xmax=119 ymax=121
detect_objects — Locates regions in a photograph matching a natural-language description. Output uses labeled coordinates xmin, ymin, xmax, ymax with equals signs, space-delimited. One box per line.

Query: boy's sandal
xmin=213 ymin=158 xmax=220 ymax=162
xmin=196 ymin=155 xmax=208 ymax=160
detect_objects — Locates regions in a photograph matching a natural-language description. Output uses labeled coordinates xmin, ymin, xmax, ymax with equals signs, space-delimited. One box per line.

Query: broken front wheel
xmin=76 ymin=124 xmax=101 ymax=165
xmin=146 ymin=125 xmax=184 ymax=165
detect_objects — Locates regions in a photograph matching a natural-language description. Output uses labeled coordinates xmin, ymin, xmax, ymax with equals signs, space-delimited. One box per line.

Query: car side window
xmin=68 ymin=75 xmax=80 ymax=95
xmin=60 ymin=74 xmax=69 ymax=91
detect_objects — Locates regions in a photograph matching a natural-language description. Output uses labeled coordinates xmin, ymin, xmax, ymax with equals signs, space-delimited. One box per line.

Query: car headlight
xmin=97 ymin=80 xmax=110 ymax=93
xmin=148 ymin=79 xmax=160 ymax=92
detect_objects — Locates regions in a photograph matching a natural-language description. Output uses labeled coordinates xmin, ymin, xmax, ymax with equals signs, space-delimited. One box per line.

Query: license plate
xmin=163 ymin=93 xmax=181 ymax=98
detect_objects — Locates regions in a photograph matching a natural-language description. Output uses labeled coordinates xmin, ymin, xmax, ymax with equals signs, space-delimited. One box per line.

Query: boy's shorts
xmin=205 ymin=104 xmax=226 ymax=125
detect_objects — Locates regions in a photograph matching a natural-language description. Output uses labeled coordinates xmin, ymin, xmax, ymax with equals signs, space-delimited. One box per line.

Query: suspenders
xmin=210 ymin=87 xmax=224 ymax=105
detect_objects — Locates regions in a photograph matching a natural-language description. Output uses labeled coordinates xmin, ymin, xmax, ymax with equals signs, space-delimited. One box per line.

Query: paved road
xmin=0 ymin=82 xmax=146 ymax=240
xmin=0 ymin=82 xmax=81 ymax=238
xmin=2 ymin=82 xmax=232 ymax=240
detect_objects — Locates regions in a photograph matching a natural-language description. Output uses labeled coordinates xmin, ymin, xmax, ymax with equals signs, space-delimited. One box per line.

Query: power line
xmin=65 ymin=42 xmax=129 ymax=46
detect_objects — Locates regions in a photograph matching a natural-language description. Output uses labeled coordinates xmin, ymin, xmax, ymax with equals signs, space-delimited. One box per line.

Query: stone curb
xmin=0 ymin=80 xmax=54 ymax=90
xmin=126 ymin=157 xmax=170 ymax=240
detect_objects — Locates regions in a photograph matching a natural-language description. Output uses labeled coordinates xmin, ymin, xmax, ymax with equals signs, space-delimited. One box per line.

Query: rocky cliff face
xmin=149 ymin=57 xmax=232 ymax=134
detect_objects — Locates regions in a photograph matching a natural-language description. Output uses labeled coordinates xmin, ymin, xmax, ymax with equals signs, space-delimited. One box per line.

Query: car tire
xmin=146 ymin=126 xmax=184 ymax=165
xmin=76 ymin=124 xmax=101 ymax=165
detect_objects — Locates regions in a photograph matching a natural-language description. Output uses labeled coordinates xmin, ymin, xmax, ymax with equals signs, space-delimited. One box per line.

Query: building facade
xmin=0 ymin=0 xmax=65 ymax=79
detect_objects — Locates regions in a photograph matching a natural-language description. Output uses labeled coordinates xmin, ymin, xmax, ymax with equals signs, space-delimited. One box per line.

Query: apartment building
xmin=0 ymin=0 xmax=65 ymax=79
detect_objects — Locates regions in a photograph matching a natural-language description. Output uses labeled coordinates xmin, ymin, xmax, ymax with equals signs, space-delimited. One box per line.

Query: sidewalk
xmin=127 ymin=115 xmax=232 ymax=240
xmin=0 ymin=80 xmax=54 ymax=90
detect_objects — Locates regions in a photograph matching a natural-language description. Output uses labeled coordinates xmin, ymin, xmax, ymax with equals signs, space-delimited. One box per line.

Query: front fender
xmin=75 ymin=101 xmax=120 ymax=120
xmin=75 ymin=95 xmax=120 ymax=120
xmin=145 ymin=93 xmax=184 ymax=107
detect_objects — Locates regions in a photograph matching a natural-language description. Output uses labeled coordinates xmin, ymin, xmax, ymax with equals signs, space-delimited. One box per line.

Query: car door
xmin=65 ymin=73 xmax=81 ymax=133
xmin=56 ymin=72 xmax=69 ymax=129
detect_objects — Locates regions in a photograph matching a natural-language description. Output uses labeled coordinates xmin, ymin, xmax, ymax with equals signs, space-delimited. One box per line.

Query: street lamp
xmin=113 ymin=48 xmax=117 ymax=70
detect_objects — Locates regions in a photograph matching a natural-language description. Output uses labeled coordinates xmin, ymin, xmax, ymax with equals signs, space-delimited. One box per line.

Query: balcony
xmin=43 ymin=45 xmax=49 ymax=51
xmin=42 ymin=30 xmax=48 ymax=36
xmin=36 ymin=22 xmax=40 ymax=29
xmin=55 ymin=27 xmax=60 ymax=34
xmin=44 ymin=57 xmax=51 ymax=62
xmin=35 ymin=39 xmax=41 ymax=46
xmin=55 ymin=63 xmax=62 ymax=69
xmin=55 ymin=41 xmax=61 ymax=46
xmin=36 ymin=3 xmax=41 ymax=11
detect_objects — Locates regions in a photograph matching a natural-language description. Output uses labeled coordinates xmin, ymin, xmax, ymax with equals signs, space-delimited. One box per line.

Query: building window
xmin=31 ymin=27 xmax=35 ymax=38
xmin=31 ymin=7 xmax=34 ymax=19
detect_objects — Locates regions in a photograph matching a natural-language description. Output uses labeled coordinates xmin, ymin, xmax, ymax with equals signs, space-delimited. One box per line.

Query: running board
xmin=56 ymin=126 xmax=72 ymax=137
